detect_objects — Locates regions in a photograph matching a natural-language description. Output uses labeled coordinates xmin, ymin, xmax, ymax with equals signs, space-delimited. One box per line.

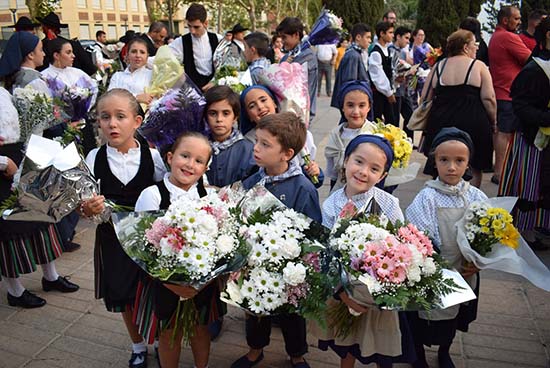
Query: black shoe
xmin=42 ymin=276 xmax=80 ymax=293
xmin=63 ymin=241 xmax=81 ymax=252
xmin=128 ymin=351 xmax=147 ymax=368
xmin=154 ymin=344 xmax=161 ymax=368
xmin=490 ymin=175 xmax=499 ymax=185
xmin=438 ymin=350 xmax=455 ymax=368
xmin=231 ymin=352 xmax=264 ymax=368
xmin=208 ymin=317 xmax=223 ymax=341
xmin=7 ymin=290 xmax=46 ymax=308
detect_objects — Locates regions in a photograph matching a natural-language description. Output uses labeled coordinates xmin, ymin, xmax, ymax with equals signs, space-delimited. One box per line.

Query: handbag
xmin=407 ymin=59 xmax=446 ymax=131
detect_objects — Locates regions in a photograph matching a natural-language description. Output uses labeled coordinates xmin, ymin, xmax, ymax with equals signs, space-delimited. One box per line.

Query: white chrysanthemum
xmin=240 ymin=279 xmax=257 ymax=299
xmin=283 ymin=262 xmax=307 ymax=286
xmin=466 ymin=231 xmax=475 ymax=241
xmin=280 ymin=238 xmax=301 ymax=258
xmin=422 ymin=257 xmax=437 ymax=276
xmin=407 ymin=264 xmax=422 ymax=283
xmin=216 ymin=234 xmax=236 ymax=255
xmin=407 ymin=243 xmax=424 ymax=266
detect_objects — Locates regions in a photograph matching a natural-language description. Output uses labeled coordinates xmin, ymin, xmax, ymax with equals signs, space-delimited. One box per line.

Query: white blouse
xmin=85 ymin=141 xmax=166 ymax=186
xmin=108 ymin=66 xmax=153 ymax=96
xmin=135 ymin=172 xmax=215 ymax=211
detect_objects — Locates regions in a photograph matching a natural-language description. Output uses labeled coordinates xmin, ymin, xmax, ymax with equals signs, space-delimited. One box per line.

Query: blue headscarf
xmin=337 ymin=80 xmax=374 ymax=122
xmin=345 ymin=134 xmax=394 ymax=172
xmin=239 ymin=85 xmax=279 ymax=135
xmin=430 ymin=127 xmax=474 ymax=157
xmin=0 ymin=32 xmax=39 ymax=77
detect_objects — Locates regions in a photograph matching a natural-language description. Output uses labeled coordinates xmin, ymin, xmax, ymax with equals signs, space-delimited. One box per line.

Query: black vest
xmin=155 ymin=177 xmax=208 ymax=210
xmin=93 ymin=143 xmax=155 ymax=207
xmin=371 ymin=44 xmax=393 ymax=82
xmin=181 ymin=32 xmax=219 ymax=88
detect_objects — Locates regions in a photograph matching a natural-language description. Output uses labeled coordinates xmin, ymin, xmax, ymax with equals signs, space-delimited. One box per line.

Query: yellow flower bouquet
xmin=462 ymin=201 xmax=520 ymax=256
xmin=371 ymin=120 xmax=413 ymax=169
xmin=456 ymin=197 xmax=550 ymax=292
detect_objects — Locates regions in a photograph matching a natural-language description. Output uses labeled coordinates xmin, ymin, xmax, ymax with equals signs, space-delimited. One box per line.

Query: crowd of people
xmin=0 ymin=3 xmax=549 ymax=368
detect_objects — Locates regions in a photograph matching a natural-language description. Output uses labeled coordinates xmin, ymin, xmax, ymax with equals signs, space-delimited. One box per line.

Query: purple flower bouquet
xmin=46 ymin=76 xmax=97 ymax=122
xmin=140 ymin=74 xmax=207 ymax=155
xmin=301 ymin=8 xmax=343 ymax=50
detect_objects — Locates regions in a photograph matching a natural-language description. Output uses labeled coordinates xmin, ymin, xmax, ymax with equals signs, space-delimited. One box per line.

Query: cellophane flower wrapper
xmin=112 ymin=191 xmax=247 ymax=289
xmin=145 ymin=45 xmax=184 ymax=97
xmin=12 ymin=86 xmax=69 ymax=143
xmin=257 ymin=62 xmax=310 ymax=127
xmin=328 ymin=210 xmax=462 ymax=313
xmin=359 ymin=124 xmax=420 ymax=186
xmin=4 ymin=134 xmax=99 ymax=223
xmin=301 ymin=8 xmax=343 ymax=50
xmin=457 ymin=197 xmax=550 ymax=291
xmin=140 ymin=74 xmax=207 ymax=155
xmin=221 ymin=185 xmax=333 ymax=327
xmin=45 ymin=76 xmax=97 ymax=122
xmin=213 ymin=41 xmax=248 ymax=72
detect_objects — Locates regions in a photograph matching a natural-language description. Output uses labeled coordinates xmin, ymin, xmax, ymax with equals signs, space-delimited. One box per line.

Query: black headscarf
xmin=430 ymin=127 xmax=474 ymax=157
xmin=0 ymin=32 xmax=39 ymax=77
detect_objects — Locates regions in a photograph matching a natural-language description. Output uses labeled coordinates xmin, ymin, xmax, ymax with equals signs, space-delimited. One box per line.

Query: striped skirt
xmin=498 ymin=132 xmax=550 ymax=231
xmin=0 ymin=223 xmax=63 ymax=278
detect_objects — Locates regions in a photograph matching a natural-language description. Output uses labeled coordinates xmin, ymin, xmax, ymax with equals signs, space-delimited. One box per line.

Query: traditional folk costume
xmin=239 ymin=161 xmax=321 ymax=358
xmin=85 ymin=142 xmax=165 ymax=312
xmin=206 ymin=129 xmax=255 ymax=188
xmin=316 ymin=186 xmax=416 ymax=366
xmin=133 ymin=174 xmax=225 ymax=343
xmin=406 ymin=179 xmax=486 ymax=346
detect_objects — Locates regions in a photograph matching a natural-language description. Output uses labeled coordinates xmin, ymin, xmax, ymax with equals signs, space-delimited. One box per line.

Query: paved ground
xmin=1 ymin=95 xmax=549 ymax=368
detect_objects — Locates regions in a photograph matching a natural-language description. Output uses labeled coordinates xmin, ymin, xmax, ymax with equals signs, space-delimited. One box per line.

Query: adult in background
xmin=118 ymin=30 xmax=137 ymax=68
xmin=139 ymin=22 xmax=168 ymax=57
xmin=519 ymin=9 xmax=546 ymax=51
xmin=37 ymin=12 xmax=97 ymax=76
xmin=334 ymin=38 xmax=349 ymax=71
xmin=316 ymin=43 xmax=337 ymax=97
xmin=266 ymin=34 xmax=283 ymax=63
xmin=488 ymin=5 xmax=531 ymax=185
xmin=391 ymin=26 xmax=414 ymax=139
xmin=459 ymin=17 xmax=489 ymax=66
xmin=11 ymin=16 xmax=39 ymax=34
xmin=92 ymin=30 xmax=114 ymax=72
xmin=230 ymin=23 xmax=248 ymax=52
xmin=499 ymin=17 xmax=550 ymax=250
xmin=331 ymin=24 xmax=371 ymax=108
xmin=169 ymin=3 xmax=220 ymax=90
xmin=277 ymin=17 xmax=318 ymax=122
xmin=369 ymin=21 xmax=397 ymax=125
xmin=421 ymin=30 xmax=496 ymax=188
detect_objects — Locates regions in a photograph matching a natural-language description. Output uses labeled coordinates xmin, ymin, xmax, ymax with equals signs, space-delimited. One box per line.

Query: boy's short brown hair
xmin=257 ymin=112 xmax=306 ymax=158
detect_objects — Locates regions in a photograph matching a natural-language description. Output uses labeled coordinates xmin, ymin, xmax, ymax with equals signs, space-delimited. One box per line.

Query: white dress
xmin=41 ymin=65 xmax=98 ymax=108
xmin=108 ymin=66 xmax=153 ymax=97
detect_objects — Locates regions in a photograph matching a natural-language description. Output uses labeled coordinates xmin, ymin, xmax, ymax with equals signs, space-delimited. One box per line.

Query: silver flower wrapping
xmin=4 ymin=135 xmax=100 ymax=223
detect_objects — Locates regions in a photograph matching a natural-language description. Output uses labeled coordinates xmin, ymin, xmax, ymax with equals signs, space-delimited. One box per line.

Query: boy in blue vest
xmin=232 ymin=111 xmax=321 ymax=368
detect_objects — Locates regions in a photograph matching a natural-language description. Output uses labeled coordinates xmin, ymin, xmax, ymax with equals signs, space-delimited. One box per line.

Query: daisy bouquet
xmin=456 ymin=197 xmax=550 ymax=291
xmin=371 ymin=121 xmax=413 ymax=169
xmin=46 ymin=76 xmax=97 ymax=122
xmin=12 ymin=86 xmax=68 ymax=143
xmin=327 ymin=211 xmax=460 ymax=337
xmin=221 ymin=185 xmax=332 ymax=325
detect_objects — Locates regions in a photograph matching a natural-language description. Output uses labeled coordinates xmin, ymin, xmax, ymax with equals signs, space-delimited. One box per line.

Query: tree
xmin=520 ymin=0 xmax=550 ymax=25
xmin=25 ymin=0 xmax=60 ymax=20
xmin=323 ymin=0 xmax=384 ymax=31
xmin=481 ymin=0 xmax=520 ymax=34
xmin=417 ymin=0 xmax=459 ymax=47
xmin=156 ymin=0 xmax=187 ymax=33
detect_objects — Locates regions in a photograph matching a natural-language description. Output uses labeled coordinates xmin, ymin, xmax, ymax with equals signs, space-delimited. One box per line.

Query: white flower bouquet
xmin=221 ymin=185 xmax=333 ymax=325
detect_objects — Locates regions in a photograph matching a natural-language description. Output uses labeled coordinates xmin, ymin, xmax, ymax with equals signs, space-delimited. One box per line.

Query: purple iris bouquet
xmin=301 ymin=8 xmax=343 ymax=50
xmin=140 ymin=73 xmax=207 ymax=155
xmin=45 ymin=76 xmax=97 ymax=122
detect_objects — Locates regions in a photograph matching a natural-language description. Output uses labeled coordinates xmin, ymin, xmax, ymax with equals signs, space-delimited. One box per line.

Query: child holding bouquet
xmin=325 ymin=80 xmax=375 ymax=192
xmin=232 ymin=112 xmax=320 ymax=368
xmin=239 ymin=85 xmax=323 ymax=187
xmin=204 ymin=85 xmax=255 ymax=187
xmin=318 ymin=134 xmax=415 ymax=368
xmin=81 ymin=88 xmax=166 ymax=368
xmin=406 ymin=127 xmax=487 ymax=368
xmin=134 ymin=131 xmax=220 ymax=368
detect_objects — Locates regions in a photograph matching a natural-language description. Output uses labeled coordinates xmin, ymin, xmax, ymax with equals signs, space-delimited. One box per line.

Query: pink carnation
xmin=302 ymin=252 xmax=321 ymax=272
xmin=145 ymin=220 xmax=170 ymax=248
xmin=164 ymin=227 xmax=187 ymax=252
xmin=286 ymin=282 xmax=310 ymax=307
xmin=338 ymin=200 xmax=358 ymax=220
xmin=397 ymin=223 xmax=434 ymax=257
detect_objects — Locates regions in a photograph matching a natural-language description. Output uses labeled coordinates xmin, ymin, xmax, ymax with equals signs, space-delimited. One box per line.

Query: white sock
xmin=132 ymin=340 xmax=147 ymax=353
xmin=153 ymin=339 xmax=159 ymax=349
xmin=40 ymin=262 xmax=59 ymax=282
xmin=4 ymin=277 xmax=25 ymax=297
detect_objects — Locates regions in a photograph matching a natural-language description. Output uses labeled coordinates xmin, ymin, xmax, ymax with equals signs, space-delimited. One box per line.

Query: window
xmin=130 ymin=0 xmax=137 ymax=11
xmin=16 ymin=0 xmax=26 ymax=8
xmin=0 ymin=0 xmax=9 ymax=9
xmin=105 ymin=0 xmax=113 ymax=9
xmin=77 ymin=0 xmax=87 ymax=8
xmin=92 ymin=0 xmax=100 ymax=8
xmin=107 ymin=24 xmax=116 ymax=39
xmin=133 ymin=25 xmax=141 ymax=33
xmin=79 ymin=24 xmax=90 ymax=39
xmin=119 ymin=0 xmax=126 ymax=11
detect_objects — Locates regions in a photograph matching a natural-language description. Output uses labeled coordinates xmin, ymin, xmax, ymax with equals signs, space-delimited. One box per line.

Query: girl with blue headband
xmin=325 ymin=80 xmax=376 ymax=192
xmin=240 ymin=85 xmax=324 ymax=187
xmin=317 ymin=134 xmax=416 ymax=368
